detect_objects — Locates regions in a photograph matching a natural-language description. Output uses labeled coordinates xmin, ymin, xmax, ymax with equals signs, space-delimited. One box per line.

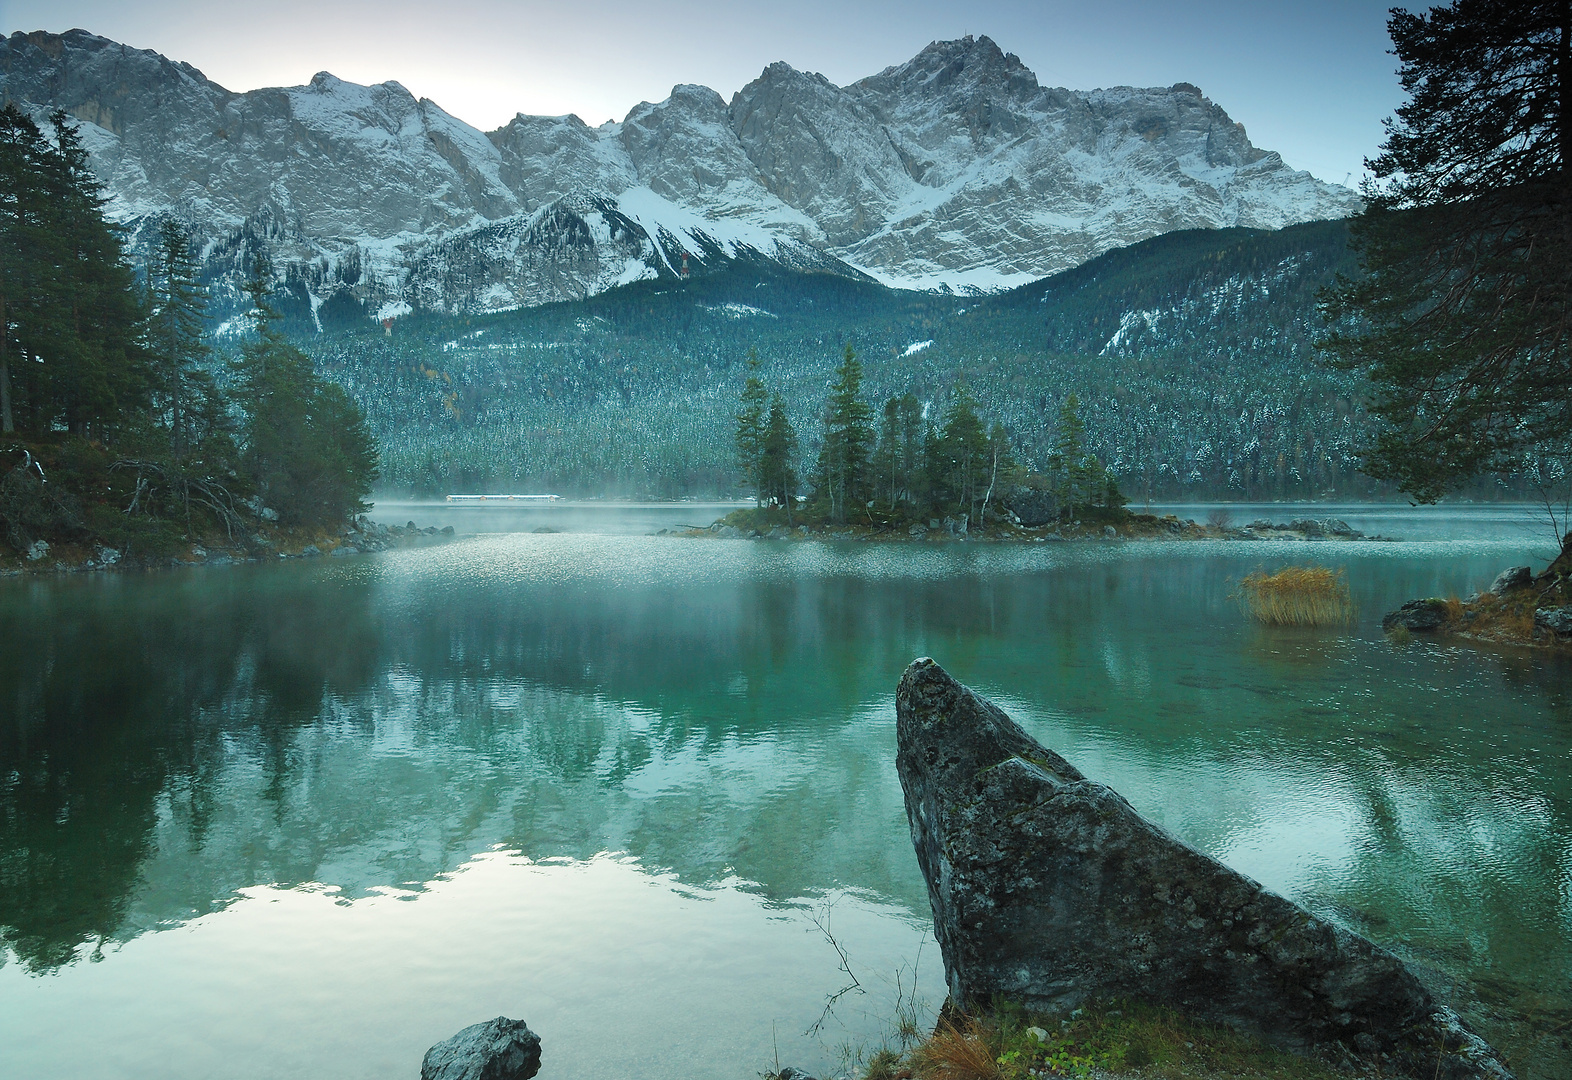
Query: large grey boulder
xmin=1489 ymin=566 xmax=1533 ymax=595
xmin=421 ymin=1017 xmax=541 ymax=1080
xmin=894 ymin=658 xmax=1510 ymax=1080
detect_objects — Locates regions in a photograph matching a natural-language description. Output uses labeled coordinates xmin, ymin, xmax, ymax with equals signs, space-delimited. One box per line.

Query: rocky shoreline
xmin=1383 ymin=546 xmax=1572 ymax=653
xmin=691 ymin=511 xmax=1399 ymax=544
xmin=0 ymin=519 xmax=461 ymax=578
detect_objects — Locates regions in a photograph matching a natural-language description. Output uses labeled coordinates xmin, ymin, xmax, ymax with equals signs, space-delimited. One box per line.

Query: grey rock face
xmin=1 ymin=30 xmax=1358 ymax=317
xmin=421 ymin=1016 xmax=541 ymax=1080
xmin=894 ymin=658 xmax=1510 ymax=1080
xmin=1534 ymin=607 xmax=1572 ymax=636
xmin=1006 ymin=488 xmax=1057 ymax=527
xmin=1382 ymin=598 xmax=1451 ymax=633
xmin=1489 ymin=566 xmax=1533 ymax=595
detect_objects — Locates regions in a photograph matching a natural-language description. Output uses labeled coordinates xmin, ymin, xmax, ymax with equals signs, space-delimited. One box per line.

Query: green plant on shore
xmin=1235 ymin=566 xmax=1356 ymax=627
xmin=884 ymin=999 xmax=1349 ymax=1080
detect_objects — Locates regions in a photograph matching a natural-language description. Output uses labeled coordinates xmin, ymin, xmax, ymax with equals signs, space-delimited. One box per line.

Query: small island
xmin=716 ymin=346 xmax=1400 ymax=546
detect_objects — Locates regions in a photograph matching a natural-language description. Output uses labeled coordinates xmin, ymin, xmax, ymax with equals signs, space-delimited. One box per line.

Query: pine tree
xmin=0 ymin=105 xmax=51 ymax=434
xmin=813 ymin=344 xmax=875 ymax=523
xmin=734 ymin=348 xmax=768 ymax=505
xmin=758 ymin=394 xmax=798 ymax=515
xmin=933 ymin=388 xmax=991 ymax=527
xmin=1047 ymin=394 xmax=1088 ymax=511
xmin=36 ymin=110 xmax=148 ymax=437
xmin=233 ymin=255 xmax=377 ymax=525
xmin=148 ymin=219 xmax=213 ymax=461
xmin=1322 ymin=1 xmax=1572 ymax=501
xmin=874 ymin=393 xmax=923 ymax=508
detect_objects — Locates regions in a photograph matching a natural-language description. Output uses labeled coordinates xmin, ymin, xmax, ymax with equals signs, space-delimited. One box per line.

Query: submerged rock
xmin=1382 ymin=598 xmax=1451 ymax=632
xmin=421 ymin=1016 xmax=541 ymax=1080
xmin=894 ymin=658 xmax=1510 ymax=1080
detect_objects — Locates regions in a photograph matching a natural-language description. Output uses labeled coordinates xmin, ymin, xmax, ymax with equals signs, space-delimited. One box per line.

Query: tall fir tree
xmin=931 ymin=388 xmax=994 ymax=527
xmin=734 ymin=347 xmax=768 ymax=505
xmin=233 ymin=254 xmax=377 ymax=526
xmin=0 ymin=105 xmax=52 ymax=434
xmin=758 ymin=394 xmax=798 ymax=515
xmin=147 ymin=219 xmax=215 ymax=462
xmin=813 ymin=344 xmax=875 ymax=523
xmin=37 ymin=110 xmax=147 ymax=437
xmin=874 ymin=393 xmax=924 ymax=508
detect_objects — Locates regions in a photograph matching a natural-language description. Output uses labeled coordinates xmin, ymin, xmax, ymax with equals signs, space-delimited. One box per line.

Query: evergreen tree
xmin=874 ymin=393 xmax=923 ymax=508
xmin=233 ymin=256 xmax=378 ymax=525
xmin=147 ymin=219 xmax=215 ymax=462
xmin=758 ymin=394 xmax=798 ymax=515
xmin=36 ymin=110 xmax=147 ymax=438
xmin=0 ymin=105 xmax=52 ymax=434
xmin=933 ymin=388 xmax=991 ymax=527
xmin=1046 ymin=393 xmax=1089 ymax=510
xmin=734 ymin=348 xmax=768 ymax=505
xmin=813 ymin=344 xmax=875 ymax=523
xmin=1322 ymin=1 xmax=1572 ymax=501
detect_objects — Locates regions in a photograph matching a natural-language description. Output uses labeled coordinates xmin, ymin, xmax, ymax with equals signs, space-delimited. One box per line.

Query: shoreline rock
xmin=894 ymin=657 xmax=1510 ymax=1080
xmin=421 ymin=1016 xmax=541 ymax=1080
xmin=0 ymin=519 xmax=463 ymax=578
xmin=1383 ymin=542 xmax=1572 ymax=652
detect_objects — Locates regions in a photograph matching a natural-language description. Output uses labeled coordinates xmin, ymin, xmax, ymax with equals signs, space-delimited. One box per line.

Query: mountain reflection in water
xmin=1 ymin=533 xmax=1569 ymax=1079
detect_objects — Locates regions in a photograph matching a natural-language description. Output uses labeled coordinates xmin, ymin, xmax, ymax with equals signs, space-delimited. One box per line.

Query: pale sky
xmin=1 ymin=0 xmax=1406 ymax=186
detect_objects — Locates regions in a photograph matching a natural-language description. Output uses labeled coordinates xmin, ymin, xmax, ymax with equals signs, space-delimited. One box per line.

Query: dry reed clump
xmin=910 ymin=1016 xmax=1001 ymax=1080
xmin=1453 ymin=591 xmax=1540 ymax=642
xmin=1236 ymin=566 xmax=1355 ymax=627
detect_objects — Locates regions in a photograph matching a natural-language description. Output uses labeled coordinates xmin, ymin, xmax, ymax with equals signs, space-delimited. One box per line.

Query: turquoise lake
xmin=1 ymin=505 xmax=1569 ymax=1079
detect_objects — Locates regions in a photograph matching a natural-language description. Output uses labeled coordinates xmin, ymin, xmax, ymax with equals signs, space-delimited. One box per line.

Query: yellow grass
xmin=911 ymin=1016 xmax=1001 ymax=1080
xmin=1236 ymin=566 xmax=1355 ymax=627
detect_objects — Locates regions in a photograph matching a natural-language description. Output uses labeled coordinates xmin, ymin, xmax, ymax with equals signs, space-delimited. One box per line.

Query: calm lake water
xmin=2 ymin=508 xmax=1569 ymax=1079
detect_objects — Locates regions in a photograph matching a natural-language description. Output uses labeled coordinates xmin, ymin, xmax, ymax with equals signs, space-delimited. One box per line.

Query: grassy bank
xmin=838 ymin=999 xmax=1349 ymax=1080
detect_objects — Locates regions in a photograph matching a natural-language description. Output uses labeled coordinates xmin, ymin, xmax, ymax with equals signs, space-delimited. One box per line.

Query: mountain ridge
xmin=0 ymin=28 xmax=1360 ymax=319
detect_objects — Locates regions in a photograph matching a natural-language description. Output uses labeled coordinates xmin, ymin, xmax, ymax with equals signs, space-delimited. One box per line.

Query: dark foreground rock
xmin=1382 ymin=597 xmax=1452 ymax=632
xmin=894 ymin=658 xmax=1510 ymax=1080
xmin=421 ymin=1017 xmax=541 ymax=1080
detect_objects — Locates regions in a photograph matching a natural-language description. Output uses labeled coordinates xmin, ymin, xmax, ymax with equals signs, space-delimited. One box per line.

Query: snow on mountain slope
xmin=0 ymin=28 xmax=1360 ymax=317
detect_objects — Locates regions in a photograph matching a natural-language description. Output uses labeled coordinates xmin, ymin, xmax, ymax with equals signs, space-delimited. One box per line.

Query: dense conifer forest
xmin=303 ymin=217 xmax=1415 ymax=502
xmin=0 ymin=105 xmax=376 ymax=563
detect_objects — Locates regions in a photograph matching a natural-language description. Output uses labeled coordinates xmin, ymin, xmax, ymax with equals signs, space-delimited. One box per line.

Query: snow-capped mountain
xmin=0 ymin=28 xmax=1360 ymax=318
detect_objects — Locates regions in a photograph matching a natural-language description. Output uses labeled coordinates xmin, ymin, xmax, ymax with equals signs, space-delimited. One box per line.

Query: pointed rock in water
xmin=894 ymin=658 xmax=1511 ymax=1080
xmin=421 ymin=1017 xmax=541 ymax=1080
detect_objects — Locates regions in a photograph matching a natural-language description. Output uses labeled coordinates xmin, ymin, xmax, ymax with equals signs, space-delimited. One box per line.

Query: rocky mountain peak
xmin=0 ymin=28 xmax=1362 ymax=316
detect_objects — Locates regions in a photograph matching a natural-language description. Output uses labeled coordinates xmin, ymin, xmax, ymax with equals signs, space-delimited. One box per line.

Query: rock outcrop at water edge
xmin=894 ymin=657 xmax=1511 ymax=1080
xmin=422 ymin=1017 xmax=542 ymax=1080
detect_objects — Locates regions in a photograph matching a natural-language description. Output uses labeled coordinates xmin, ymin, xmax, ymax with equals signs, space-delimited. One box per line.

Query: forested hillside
xmin=302 ymin=217 xmax=1415 ymax=501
